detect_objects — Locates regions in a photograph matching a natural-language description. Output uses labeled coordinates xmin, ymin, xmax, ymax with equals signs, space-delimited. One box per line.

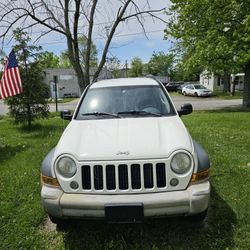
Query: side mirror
xmin=178 ymin=103 xmax=193 ymax=116
xmin=60 ymin=110 xmax=72 ymax=120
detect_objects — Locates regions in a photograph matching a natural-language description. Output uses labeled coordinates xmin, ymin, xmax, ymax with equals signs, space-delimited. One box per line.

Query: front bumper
xmin=41 ymin=181 xmax=210 ymax=219
xmin=199 ymin=92 xmax=212 ymax=97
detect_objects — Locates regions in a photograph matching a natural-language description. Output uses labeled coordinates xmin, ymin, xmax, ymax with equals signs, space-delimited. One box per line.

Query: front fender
xmin=41 ymin=148 xmax=55 ymax=177
xmin=193 ymin=140 xmax=210 ymax=172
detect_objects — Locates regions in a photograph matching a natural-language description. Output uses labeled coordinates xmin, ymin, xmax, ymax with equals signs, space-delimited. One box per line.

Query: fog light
xmin=170 ymin=178 xmax=179 ymax=186
xmin=70 ymin=181 xmax=79 ymax=189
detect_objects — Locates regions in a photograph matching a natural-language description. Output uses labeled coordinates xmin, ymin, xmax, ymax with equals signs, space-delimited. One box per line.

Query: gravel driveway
xmin=0 ymin=96 xmax=242 ymax=115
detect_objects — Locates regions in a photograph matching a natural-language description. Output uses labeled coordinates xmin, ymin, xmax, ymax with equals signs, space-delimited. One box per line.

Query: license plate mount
xmin=105 ymin=203 xmax=144 ymax=223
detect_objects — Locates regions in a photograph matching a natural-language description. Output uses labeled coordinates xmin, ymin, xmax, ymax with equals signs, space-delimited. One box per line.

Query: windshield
xmin=76 ymin=85 xmax=175 ymax=120
xmin=194 ymin=85 xmax=206 ymax=89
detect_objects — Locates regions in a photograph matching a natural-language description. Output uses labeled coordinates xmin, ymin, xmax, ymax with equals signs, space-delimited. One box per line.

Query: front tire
xmin=49 ymin=215 xmax=68 ymax=228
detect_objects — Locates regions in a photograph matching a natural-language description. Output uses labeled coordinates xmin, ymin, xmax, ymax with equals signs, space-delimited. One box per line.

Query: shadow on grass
xmin=0 ymin=144 xmax=27 ymax=164
xmin=197 ymin=107 xmax=249 ymax=113
xmin=60 ymin=186 xmax=236 ymax=249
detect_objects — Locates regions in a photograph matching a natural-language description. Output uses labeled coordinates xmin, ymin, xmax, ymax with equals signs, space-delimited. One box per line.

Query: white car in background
xmin=41 ymin=78 xmax=210 ymax=225
xmin=182 ymin=84 xmax=213 ymax=97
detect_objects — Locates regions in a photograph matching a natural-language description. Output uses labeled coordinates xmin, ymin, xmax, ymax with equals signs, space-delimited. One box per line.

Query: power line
xmin=2 ymin=29 xmax=164 ymax=49
xmin=0 ymin=12 xmax=166 ymax=39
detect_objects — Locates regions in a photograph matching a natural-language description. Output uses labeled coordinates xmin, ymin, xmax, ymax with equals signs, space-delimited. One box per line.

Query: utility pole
xmin=125 ymin=60 xmax=128 ymax=77
xmin=53 ymin=75 xmax=58 ymax=112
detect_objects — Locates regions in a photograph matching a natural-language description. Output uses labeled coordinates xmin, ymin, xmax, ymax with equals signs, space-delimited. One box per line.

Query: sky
xmin=0 ymin=0 xmax=172 ymax=66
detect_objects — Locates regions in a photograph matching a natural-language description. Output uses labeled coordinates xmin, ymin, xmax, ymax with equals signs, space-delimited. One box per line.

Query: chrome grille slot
xmin=118 ymin=164 xmax=128 ymax=190
xmin=94 ymin=165 xmax=103 ymax=190
xmin=143 ymin=163 xmax=153 ymax=188
xmin=82 ymin=165 xmax=91 ymax=189
xmin=106 ymin=165 xmax=116 ymax=190
xmin=131 ymin=164 xmax=141 ymax=189
xmin=156 ymin=163 xmax=166 ymax=188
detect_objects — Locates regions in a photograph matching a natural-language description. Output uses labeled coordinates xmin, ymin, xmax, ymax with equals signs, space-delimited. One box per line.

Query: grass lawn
xmin=0 ymin=111 xmax=249 ymax=249
xmin=212 ymin=91 xmax=243 ymax=100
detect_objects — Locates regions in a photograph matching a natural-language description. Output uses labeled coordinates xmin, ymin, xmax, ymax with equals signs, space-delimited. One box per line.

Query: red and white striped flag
xmin=0 ymin=50 xmax=22 ymax=99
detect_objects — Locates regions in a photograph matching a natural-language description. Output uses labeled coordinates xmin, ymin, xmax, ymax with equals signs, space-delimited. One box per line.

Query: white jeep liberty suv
xmin=41 ymin=78 xmax=210 ymax=225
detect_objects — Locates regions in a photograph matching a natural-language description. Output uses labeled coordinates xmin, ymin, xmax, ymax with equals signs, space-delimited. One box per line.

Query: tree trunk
xmin=74 ymin=65 xmax=86 ymax=93
xmin=27 ymin=102 xmax=31 ymax=128
xmin=223 ymin=72 xmax=231 ymax=93
xmin=243 ymin=61 xmax=250 ymax=108
xmin=231 ymin=80 xmax=236 ymax=96
xmin=230 ymin=74 xmax=236 ymax=96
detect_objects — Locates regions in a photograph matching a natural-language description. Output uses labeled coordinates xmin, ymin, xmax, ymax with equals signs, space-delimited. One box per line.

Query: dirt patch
xmin=40 ymin=216 xmax=57 ymax=232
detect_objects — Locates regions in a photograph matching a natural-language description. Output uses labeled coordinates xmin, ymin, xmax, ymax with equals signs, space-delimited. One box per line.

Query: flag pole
xmin=53 ymin=75 xmax=58 ymax=112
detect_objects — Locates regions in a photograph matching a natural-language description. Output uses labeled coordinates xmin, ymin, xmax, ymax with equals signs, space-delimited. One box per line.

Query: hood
xmin=55 ymin=116 xmax=193 ymax=161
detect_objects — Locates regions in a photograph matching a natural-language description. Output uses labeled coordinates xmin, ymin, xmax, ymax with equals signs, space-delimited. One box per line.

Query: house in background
xmin=44 ymin=67 xmax=112 ymax=98
xmin=200 ymin=71 xmax=244 ymax=91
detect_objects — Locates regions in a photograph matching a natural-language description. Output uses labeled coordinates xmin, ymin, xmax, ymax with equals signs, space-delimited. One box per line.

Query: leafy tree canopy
xmin=147 ymin=52 xmax=174 ymax=76
xmin=165 ymin=0 xmax=250 ymax=106
xmin=105 ymin=56 xmax=121 ymax=78
xmin=38 ymin=52 xmax=60 ymax=69
xmin=129 ymin=57 xmax=143 ymax=77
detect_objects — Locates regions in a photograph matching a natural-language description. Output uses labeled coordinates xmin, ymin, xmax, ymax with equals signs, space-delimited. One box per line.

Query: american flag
xmin=0 ymin=50 xmax=22 ymax=99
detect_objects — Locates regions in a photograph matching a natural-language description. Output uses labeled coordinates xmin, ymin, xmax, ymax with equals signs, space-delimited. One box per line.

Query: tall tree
xmin=105 ymin=56 xmax=121 ymax=78
xmin=78 ymin=36 xmax=98 ymax=68
xmin=38 ymin=51 xmax=60 ymax=69
xmin=0 ymin=0 xmax=165 ymax=92
xmin=129 ymin=57 xmax=143 ymax=77
xmin=58 ymin=36 xmax=98 ymax=68
xmin=147 ymin=52 xmax=174 ymax=76
xmin=59 ymin=51 xmax=72 ymax=68
xmin=5 ymin=29 xmax=49 ymax=128
xmin=166 ymin=0 xmax=250 ymax=107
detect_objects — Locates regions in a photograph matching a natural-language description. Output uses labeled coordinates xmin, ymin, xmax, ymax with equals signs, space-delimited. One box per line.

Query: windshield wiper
xmin=81 ymin=112 xmax=121 ymax=118
xmin=117 ymin=110 xmax=162 ymax=117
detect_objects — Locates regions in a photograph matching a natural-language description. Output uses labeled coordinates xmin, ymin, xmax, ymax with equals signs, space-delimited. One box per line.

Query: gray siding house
xmin=44 ymin=67 xmax=112 ymax=98
xmin=200 ymin=71 xmax=244 ymax=91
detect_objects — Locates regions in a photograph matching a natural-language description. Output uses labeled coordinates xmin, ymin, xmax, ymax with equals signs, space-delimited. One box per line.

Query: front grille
xmin=81 ymin=162 xmax=167 ymax=192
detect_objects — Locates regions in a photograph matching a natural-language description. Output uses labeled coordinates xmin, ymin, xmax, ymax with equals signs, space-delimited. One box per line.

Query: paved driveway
xmin=170 ymin=96 xmax=242 ymax=110
xmin=0 ymin=100 xmax=9 ymax=115
xmin=0 ymin=96 xmax=243 ymax=115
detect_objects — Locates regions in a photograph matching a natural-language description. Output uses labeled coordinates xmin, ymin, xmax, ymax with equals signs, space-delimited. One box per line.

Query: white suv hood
xmin=55 ymin=116 xmax=193 ymax=161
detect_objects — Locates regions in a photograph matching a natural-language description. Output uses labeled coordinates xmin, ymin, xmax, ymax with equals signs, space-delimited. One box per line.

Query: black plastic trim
xmin=193 ymin=140 xmax=210 ymax=172
xmin=41 ymin=148 xmax=55 ymax=177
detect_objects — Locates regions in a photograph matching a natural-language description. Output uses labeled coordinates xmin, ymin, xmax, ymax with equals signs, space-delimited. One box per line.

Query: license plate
xmin=105 ymin=203 xmax=144 ymax=223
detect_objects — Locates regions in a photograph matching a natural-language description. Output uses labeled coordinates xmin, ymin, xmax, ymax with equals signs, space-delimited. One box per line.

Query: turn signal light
xmin=41 ymin=175 xmax=60 ymax=187
xmin=191 ymin=169 xmax=210 ymax=182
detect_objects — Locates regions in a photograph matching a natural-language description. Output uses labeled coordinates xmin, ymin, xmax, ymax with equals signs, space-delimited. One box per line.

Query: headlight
xmin=170 ymin=152 xmax=192 ymax=174
xmin=57 ymin=156 xmax=77 ymax=178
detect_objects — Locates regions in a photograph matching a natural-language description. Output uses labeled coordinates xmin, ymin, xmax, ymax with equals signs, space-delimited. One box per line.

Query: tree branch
xmin=85 ymin=0 xmax=98 ymax=82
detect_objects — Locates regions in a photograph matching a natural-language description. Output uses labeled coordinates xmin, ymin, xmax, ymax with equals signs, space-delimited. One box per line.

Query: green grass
xmin=169 ymin=91 xmax=181 ymax=97
xmin=213 ymin=91 xmax=243 ymax=99
xmin=0 ymin=111 xmax=249 ymax=249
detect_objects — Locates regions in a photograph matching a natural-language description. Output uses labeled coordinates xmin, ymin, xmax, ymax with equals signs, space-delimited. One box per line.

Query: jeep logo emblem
xmin=116 ymin=151 xmax=130 ymax=155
